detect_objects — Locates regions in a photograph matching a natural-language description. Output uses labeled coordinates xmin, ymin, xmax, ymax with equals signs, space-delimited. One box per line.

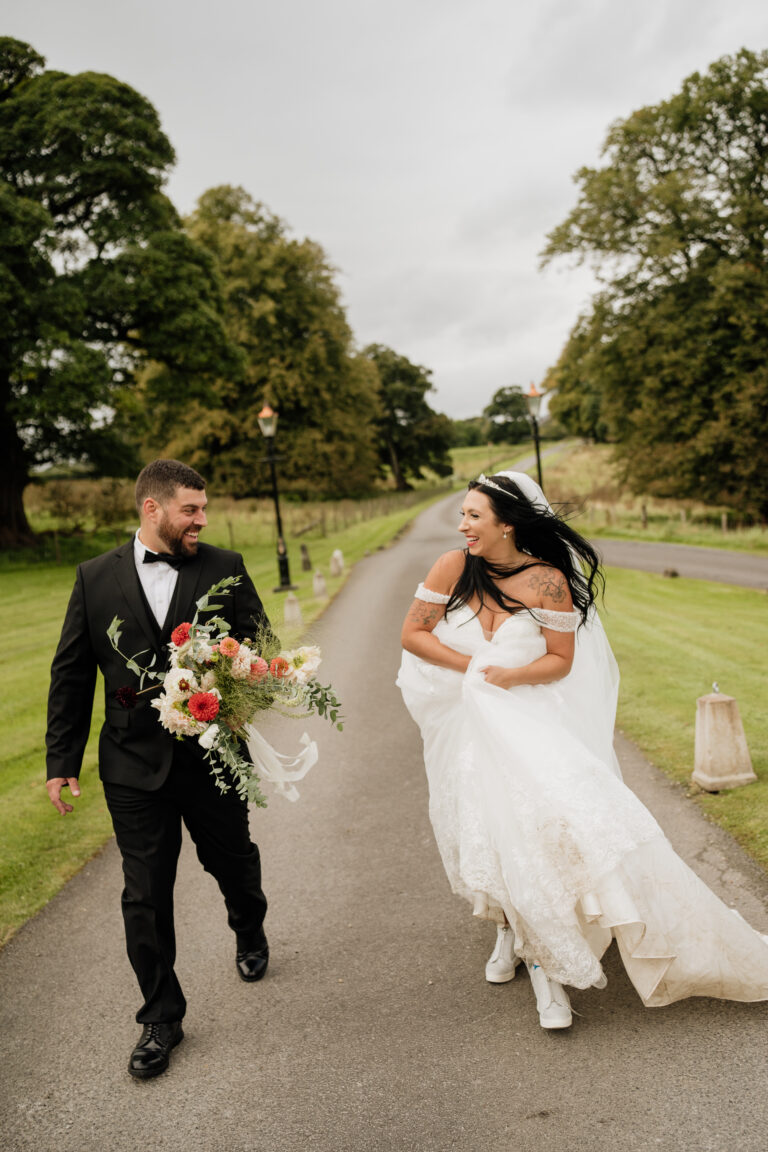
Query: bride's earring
xmin=502 ymin=530 xmax=509 ymax=539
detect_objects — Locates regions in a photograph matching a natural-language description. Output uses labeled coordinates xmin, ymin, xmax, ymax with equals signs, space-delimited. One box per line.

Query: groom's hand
xmin=46 ymin=777 xmax=82 ymax=815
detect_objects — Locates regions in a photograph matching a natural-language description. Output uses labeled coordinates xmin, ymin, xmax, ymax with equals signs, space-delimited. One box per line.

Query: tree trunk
xmin=0 ymin=389 xmax=35 ymax=548
xmin=386 ymin=436 xmax=409 ymax=491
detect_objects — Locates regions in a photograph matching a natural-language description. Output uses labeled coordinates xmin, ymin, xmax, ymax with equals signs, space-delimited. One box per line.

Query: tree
xmin=0 ymin=39 xmax=232 ymax=547
xmin=448 ymin=416 xmax=488 ymax=448
xmin=363 ymin=344 xmax=453 ymax=489
xmin=141 ymin=185 xmax=381 ymax=499
xmin=482 ymin=386 xmax=530 ymax=444
xmin=542 ymin=49 xmax=768 ymax=517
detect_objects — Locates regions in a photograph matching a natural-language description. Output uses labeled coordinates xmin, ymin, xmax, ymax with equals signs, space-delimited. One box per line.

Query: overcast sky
xmin=4 ymin=0 xmax=767 ymax=417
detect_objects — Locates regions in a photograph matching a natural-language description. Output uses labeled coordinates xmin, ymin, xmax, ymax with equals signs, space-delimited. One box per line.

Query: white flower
xmin=163 ymin=667 xmax=199 ymax=701
xmin=152 ymin=693 xmax=199 ymax=736
xmin=198 ymin=724 xmax=220 ymax=750
xmin=199 ymin=670 xmax=216 ymax=692
xmin=283 ymin=645 xmax=322 ymax=684
xmin=231 ymin=647 xmax=253 ymax=680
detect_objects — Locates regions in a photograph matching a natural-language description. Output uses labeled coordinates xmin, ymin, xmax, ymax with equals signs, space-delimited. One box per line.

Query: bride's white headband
xmin=475 ymin=473 xmax=512 ymax=497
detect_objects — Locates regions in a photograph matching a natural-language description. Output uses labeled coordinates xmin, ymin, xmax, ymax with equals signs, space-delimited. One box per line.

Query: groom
xmin=46 ymin=459 xmax=272 ymax=1079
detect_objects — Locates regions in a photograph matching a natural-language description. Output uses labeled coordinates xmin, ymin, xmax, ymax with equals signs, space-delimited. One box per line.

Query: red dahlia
xmin=188 ymin=692 xmax=220 ymax=722
xmin=171 ymin=622 xmax=192 ymax=646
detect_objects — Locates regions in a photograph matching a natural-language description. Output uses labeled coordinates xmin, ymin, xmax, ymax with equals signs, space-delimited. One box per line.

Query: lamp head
xmin=525 ymin=382 xmax=543 ymax=419
xmin=257 ymin=404 xmax=278 ymax=438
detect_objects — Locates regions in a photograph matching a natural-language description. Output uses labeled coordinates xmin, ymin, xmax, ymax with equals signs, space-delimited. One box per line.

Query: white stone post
xmin=330 ymin=549 xmax=345 ymax=577
xmin=283 ymin=592 xmax=303 ymax=628
xmin=312 ymin=570 xmax=328 ymax=599
xmin=692 ymin=691 xmax=756 ymax=791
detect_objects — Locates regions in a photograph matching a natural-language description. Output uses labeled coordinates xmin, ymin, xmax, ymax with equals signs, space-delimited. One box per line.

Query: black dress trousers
xmin=103 ymin=742 xmax=268 ymax=1024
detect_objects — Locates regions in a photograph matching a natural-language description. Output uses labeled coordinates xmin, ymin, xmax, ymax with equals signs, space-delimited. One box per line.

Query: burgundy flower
xmin=115 ymin=685 xmax=138 ymax=710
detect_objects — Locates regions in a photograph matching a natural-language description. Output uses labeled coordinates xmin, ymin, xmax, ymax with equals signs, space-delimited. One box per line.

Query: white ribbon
xmin=243 ymin=726 xmax=318 ymax=802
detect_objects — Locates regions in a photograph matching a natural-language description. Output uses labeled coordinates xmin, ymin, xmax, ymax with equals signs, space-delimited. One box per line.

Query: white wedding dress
xmin=398 ymin=589 xmax=768 ymax=1007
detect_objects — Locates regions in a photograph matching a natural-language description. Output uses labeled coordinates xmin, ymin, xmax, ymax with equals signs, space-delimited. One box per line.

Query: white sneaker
xmin=485 ymin=924 xmax=521 ymax=983
xmin=526 ymin=963 xmax=572 ymax=1029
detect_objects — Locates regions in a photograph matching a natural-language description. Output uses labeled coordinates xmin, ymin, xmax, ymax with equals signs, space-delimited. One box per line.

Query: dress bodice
xmin=414 ymin=583 xmax=580 ymax=652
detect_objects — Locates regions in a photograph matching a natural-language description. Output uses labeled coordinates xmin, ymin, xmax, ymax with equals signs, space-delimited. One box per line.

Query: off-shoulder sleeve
xmin=414 ymin=582 xmax=450 ymax=605
xmin=529 ymin=607 xmax=580 ymax=632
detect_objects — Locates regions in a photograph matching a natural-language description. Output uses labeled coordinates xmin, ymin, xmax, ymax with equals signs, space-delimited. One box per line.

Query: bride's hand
xmin=481 ymin=665 xmax=518 ymax=689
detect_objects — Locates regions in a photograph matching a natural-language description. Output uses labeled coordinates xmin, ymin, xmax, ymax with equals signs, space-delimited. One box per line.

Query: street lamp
xmin=257 ymin=404 xmax=297 ymax=592
xmin=525 ymin=382 xmax=544 ymax=491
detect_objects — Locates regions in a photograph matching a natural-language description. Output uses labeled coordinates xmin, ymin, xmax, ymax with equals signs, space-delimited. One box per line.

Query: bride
xmin=397 ymin=470 xmax=768 ymax=1029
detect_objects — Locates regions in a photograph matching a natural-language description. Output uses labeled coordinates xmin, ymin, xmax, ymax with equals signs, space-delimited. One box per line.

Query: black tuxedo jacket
xmin=46 ymin=541 xmax=272 ymax=791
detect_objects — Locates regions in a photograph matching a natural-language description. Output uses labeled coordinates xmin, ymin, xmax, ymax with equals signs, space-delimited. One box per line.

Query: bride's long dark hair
xmin=446 ymin=475 xmax=604 ymax=626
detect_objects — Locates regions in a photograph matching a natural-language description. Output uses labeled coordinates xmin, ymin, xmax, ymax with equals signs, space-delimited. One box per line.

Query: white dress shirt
xmin=134 ymin=530 xmax=179 ymax=627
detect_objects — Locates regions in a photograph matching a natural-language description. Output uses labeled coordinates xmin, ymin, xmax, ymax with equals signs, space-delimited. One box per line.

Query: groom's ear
xmin=141 ymin=496 xmax=162 ymax=521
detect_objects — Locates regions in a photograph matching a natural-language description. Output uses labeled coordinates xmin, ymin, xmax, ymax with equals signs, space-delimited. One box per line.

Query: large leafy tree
xmin=0 ymin=38 xmax=232 ymax=546
xmin=363 ymin=344 xmax=453 ymax=490
xmin=141 ymin=185 xmax=381 ymax=498
xmin=482 ymin=386 xmax=530 ymax=444
xmin=542 ymin=49 xmax=768 ymax=517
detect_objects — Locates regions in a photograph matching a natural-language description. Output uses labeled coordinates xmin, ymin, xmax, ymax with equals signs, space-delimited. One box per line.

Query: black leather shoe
xmin=128 ymin=1021 xmax=184 ymax=1079
xmin=236 ymin=944 xmax=269 ymax=982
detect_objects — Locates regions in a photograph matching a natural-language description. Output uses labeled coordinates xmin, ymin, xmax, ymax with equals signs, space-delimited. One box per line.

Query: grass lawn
xmin=602 ymin=567 xmax=768 ymax=868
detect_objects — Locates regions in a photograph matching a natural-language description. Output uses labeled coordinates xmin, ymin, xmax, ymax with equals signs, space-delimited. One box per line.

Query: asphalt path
xmin=595 ymin=538 xmax=768 ymax=589
xmin=2 ymin=489 xmax=768 ymax=1152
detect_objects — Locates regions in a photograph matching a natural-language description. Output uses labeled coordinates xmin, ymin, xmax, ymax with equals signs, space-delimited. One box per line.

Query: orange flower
xmin=219 ymin=637 xmax=240 ymax=657
xmin=269 ymin=656 xmax=290 ymax=678
xmin=250 ymin=658 xmax=269 ymax=681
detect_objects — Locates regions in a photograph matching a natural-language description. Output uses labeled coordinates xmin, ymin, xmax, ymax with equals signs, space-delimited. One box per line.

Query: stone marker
xmin=692 ymin=690 xmax=756 ymax=791
xmin=330 ymin=548 xmax=345 ymax=577
xmin=300 ymin=543 xmax=312 ymax=572
xmin=283 ymin=592 xmax=303 ymax=628
xmin=313 ymin=570 xmax=328 ymax=599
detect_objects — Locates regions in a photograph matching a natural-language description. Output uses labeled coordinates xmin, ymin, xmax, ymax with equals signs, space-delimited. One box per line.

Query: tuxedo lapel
xmin=112 ymin=544 xmax=160 ymax=652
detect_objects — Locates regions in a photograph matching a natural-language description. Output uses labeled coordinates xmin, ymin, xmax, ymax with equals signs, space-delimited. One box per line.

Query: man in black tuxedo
xmin=46 ymin=459 xmax=271 ymax=1079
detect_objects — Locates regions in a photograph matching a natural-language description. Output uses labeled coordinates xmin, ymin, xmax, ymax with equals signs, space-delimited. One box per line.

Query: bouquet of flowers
xmin=107 ymin=577 xmax=342 ymax=806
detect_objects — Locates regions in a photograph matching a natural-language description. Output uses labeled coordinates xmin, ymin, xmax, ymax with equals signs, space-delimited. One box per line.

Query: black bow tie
xmin=143 ymin=550 xmax=188 ymax=570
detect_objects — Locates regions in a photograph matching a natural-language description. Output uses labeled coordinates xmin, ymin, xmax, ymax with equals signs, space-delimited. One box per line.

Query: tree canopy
xmin=482 ymin=386 xmax=530 ymax=444
xmin=138 ymin=185 xmax=382 ymax=499
xmin=0 ymin=37 xmax=232 ymax=546
xmin=542 ymin=48 xmax=768 ymax=518
xmin=363 ymin=344 xmax=453 ymax=489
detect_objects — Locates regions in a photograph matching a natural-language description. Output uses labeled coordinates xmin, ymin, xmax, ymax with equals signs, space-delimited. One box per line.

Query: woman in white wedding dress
xmin=397 ymin=471 xmax=768 ymax=1030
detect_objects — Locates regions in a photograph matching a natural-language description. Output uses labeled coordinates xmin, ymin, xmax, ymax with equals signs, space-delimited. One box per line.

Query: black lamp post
xmin=525 ymin=382 xmax=544 ymax=491
xmin=257 ymin=404 xmax=296 ymax=592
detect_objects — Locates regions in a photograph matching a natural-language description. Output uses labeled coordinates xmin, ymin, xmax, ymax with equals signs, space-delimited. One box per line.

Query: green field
xmin=602 ymin=568 xmax=768 ymax=866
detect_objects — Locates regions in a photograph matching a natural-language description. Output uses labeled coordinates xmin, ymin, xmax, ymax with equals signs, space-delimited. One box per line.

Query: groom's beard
xmin=157 ymin=515 xmax=201 ymax=557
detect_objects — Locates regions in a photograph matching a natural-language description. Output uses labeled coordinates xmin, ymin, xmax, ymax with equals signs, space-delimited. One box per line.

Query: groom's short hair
xmin=135 ymin=459 xmax=207 ymax=513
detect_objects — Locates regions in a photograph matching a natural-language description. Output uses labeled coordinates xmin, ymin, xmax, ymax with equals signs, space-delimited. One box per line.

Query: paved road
xmin=2 ymin=490 xmax=767 ymax=1152
xmin=595 ymin=538 xmax=768 ymax=589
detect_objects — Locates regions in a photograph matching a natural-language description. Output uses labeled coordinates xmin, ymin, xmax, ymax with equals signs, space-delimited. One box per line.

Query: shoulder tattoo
xmin=527 ymin=568 xmax=567 ymax=604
